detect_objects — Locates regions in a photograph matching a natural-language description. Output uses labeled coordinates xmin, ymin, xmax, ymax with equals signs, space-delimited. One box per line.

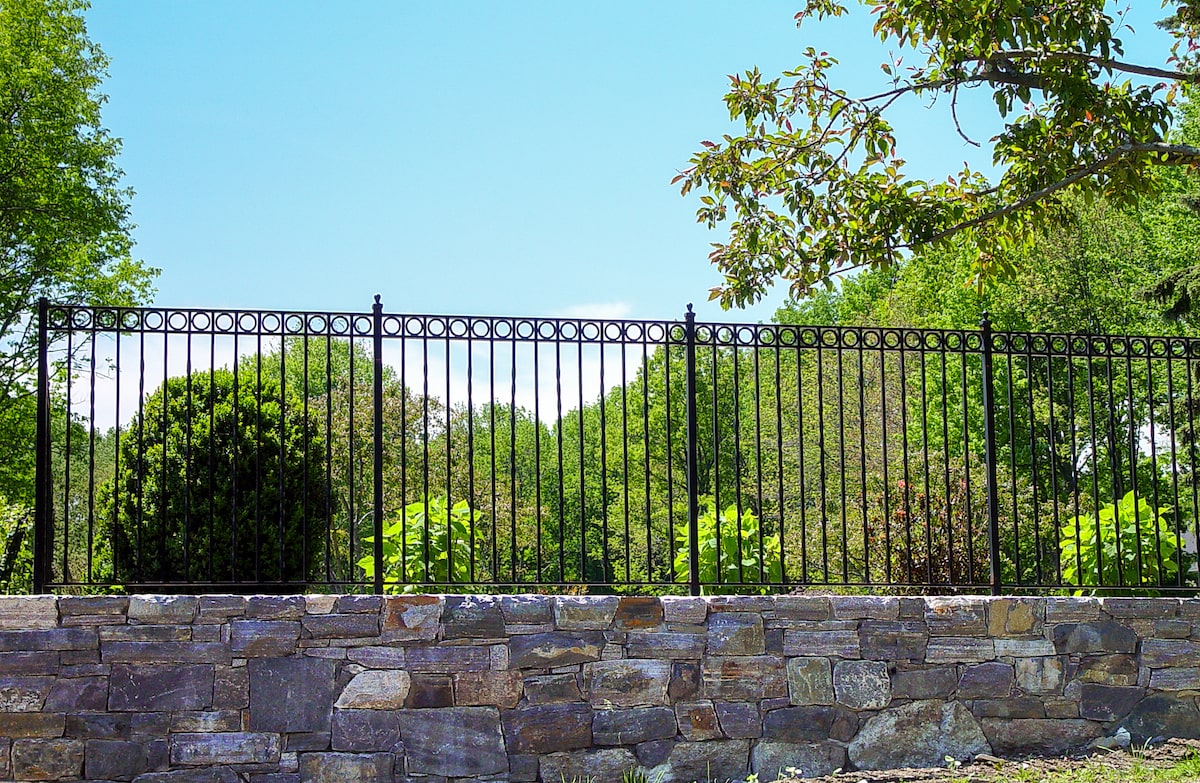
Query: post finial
xmin=374 ymin=294 xmax=382 ymax=305
xmin=687 ymin=303 xmax=694 ymax=314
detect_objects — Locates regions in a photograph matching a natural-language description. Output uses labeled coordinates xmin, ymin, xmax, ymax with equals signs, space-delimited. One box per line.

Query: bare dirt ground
xmin=774 ymin=739 xmax=1200 ymax=783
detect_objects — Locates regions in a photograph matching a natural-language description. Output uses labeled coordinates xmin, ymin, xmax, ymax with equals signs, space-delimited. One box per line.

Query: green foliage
xmin=674 ymin=496 xmax=782 ymax=594
xmin=359 ymin=496 xmax=485 ymax=592
xmin=0 ymin=0 xmax=156 ymax=500
xmin=99 ymin=369 xmax=327 ymax=588
xmin=0 ymin=497 xmax=32 ymax=593
xmin=1060 ymin=490 xmax=1196 ymax=595
xmin=681 ymin=0 xmax=1198 ymax=308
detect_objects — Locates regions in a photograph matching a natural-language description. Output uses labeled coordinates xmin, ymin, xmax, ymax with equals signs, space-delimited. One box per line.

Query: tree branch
xmin=918 ymin=142 xmax=1200 ymax=246
xmin=979 ymin=49 xmax=1200 ymax=84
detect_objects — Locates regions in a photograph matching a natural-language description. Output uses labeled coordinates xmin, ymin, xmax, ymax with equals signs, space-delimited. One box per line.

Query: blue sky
xmin=85 ymin=2 xmax=1175 ymax=325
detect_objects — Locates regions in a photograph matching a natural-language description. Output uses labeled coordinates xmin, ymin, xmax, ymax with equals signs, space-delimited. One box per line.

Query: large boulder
xmin=848 ymin=700 xmax=989 ymax=770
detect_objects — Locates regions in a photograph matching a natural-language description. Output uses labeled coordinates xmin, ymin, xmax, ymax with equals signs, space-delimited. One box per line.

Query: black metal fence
xmin=33 ymin=297 xmax=1200 ymax=595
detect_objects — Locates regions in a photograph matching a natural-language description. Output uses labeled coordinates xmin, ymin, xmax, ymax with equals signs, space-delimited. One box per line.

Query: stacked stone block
xmin=0 ymin=594 xmax=1197 ymax=782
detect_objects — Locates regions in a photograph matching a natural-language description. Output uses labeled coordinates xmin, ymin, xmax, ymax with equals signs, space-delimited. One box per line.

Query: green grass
xmin=562 ymin=749 xmax=1200 ymax=783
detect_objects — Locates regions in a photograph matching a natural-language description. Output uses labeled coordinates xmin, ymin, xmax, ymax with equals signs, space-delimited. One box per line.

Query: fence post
xmin=372 ymin=295 xmax=385 ymax=596
xmin=33 ymin=298 xmax=50 ymax=594
xmin=980 ymin=312 xmax=1003 ymax=595
xmin=684 ymin=305 xmax=701 ymax=596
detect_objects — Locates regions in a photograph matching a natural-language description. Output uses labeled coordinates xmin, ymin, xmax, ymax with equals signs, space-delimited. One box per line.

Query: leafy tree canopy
xmin=0 ymin=0 xmax=156 ymax=496
xmin=680 ymin=0 xmax=1200 ymax=308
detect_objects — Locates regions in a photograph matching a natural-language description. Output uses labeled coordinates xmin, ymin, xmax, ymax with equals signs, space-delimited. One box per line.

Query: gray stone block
xmin=398 ymin=707 xmax=507 ymax=776
xmin=502 ymin=703 xmax=593 ymax=753
xmin=499 ymin=595 xmax=553 ymax=625
xmin=101 ymin=642 xmax=230 ymax=665
xmin=442 ymin=596 xmax=505 ymax=639
xmin=782 ymin=630 xmax=860 ymax=658
xmin=716 ymin=702 xmax=761 ymax=738
xmin=890 ymin=666 xmax=957 ymax=699
xmin=108 ymin=665 xmax=213 ymax=712
xmin=706 ymin=613 xmax=765 ymax=656
xmin=523 ymin=673 xmax=582 ymax=704
xmin=509 ymin=631 xmax=603 ymax=668
xmin=169 ymin=733 xmax=280 ymax=766
xmin=404 ymin=644 xmax=490 ymax=672
xmin=301 ymin=613 xmax=379 ymax=639
xmin=635 ymin=738 xmax=674 ymax=767
xmin=0 ymin=712 xmax=65 ymax=739
xmin=1014 ymin=656 xmax=1064 ymax=695
xmin=0 ymin=629 xmax=97 ymax=652
xmin=787 ymin=658 xmax=835 ymax=710
xmin=540 ymin=748 xmax=638 ymax=783
xmin=135 ymin=767 xmax=241 ymax=783
xmin=0 ymin=675 xmax=53 ymax=712
xmin=832 ymin=596 xmax=900 ymax=621
xmin=1051 ymin=621 xmax=1138 ymax=654
xmin=1120 ymin=694 xmax=1200 ymax=743
xmin=924 ymin=597 xmax=988 ymax=636
xmin=248 ymin=657 xmax=336 ymax=733
xmin=858 ymin=620 xmax=928 ymax=661
xmin=592 ymin=706 xmax=676 ymax=745
xmin=43 ymin=676 xmax=108 ymax=711
xmin=555 ymin=596 xmax=619 ymax=630
xmin=649 ymin=739 xmax=750 ymax=783
xmin=613 ymin=597 xmax=664 ymax=630
xmin=331 ymin=709 xmax=400 ymax=752
xmin=299 ymin=752 xmax=393 ymax=783
xmin=453 ymin=671 xmax=523 ymax=708
xmin=0 ymin=651 xmax=59 ymax=675
xmin=969 ymin=695 xmax=1046 ymax=719
xmin=833 ymin=659 xmax=891 ymax=709
xmin=702 ymin=655 xmax=787 ymax=701
xmin=925 ymin=636 xmax=994 ymax=663
xmin=65 ymin=712 xmax=131 ymax=739
xmin=244 ymin=596 xmax=304 ymax=620
xmin=751 ymin=740 xmax=846 ymax=779
xmin=763 ymin=704 xmax=858 ymax=743
xmin=230 ymin=621 xmax=300 ymax=657
xmin=1141 ymin=638 xmax=1200 ymax=668
xmin=1079 ymin=684 xmax=1144 ymax=721
xmin=669 ymin=661 xmax=700 ymax=701
xmin=335 ymin=670 xmax=410 ymax=709
xmin=11 ymin=739 xmax=84 ymax=781
xmin=585 ymin=659 xmax=670 ymax=707
xmin=849 ymin=700 xmax=989 ymax=770
xmin=85 ymin=739 xmax=149 ymax=781
xmin=1149 ymin=667 xmax=1200 ymax=690
xmin=674 ymin=700 xmax=722 ymax=741
xmin=956 ymin=662 xmax=1013 ymax=699
xmin=334 ymin=595 xmax=382 ymax=614
xmin=981 ymin=718 xmax=1103 ymax=755
xmin=127 ymin=596 xmax=198 ymax=624
xmin=626 ymin=631 xmax=705 ymax=660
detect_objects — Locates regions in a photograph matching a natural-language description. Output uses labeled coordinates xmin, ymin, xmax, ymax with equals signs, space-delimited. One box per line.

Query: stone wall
xmin=0 ymin=594 xmax=1198 ymax=783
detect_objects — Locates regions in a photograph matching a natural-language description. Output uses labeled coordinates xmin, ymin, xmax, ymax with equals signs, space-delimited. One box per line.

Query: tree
xmin=99 ymin=369 xmax=328 ymax=588
xmin=0 ymin=0 xmax=156 ymax=500
xmin=679 ymin=0 xmax=1200 ymax=308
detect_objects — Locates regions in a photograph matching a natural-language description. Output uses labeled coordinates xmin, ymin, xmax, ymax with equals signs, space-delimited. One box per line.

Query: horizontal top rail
xmin=45 ymin=303 xmax=1200 ymax=358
